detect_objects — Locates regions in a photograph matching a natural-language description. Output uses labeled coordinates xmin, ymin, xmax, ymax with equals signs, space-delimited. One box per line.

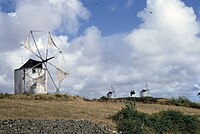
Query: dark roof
xmin=19 ymin=59 xmax=42 ymax=69
xmin=140 ymin=89 xmax=147 ymax=92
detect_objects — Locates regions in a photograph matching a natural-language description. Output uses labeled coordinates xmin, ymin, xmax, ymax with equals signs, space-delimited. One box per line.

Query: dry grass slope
xmin=0 ymin=94 xmax=199 ymax=131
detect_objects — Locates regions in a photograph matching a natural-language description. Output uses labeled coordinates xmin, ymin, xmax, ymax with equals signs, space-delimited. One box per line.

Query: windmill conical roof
xmin=19 ymin=59 xmax=42 ymax=69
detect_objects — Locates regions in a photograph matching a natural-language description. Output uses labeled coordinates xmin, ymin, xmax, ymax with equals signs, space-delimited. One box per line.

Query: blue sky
xmin=81 ymin=0 xmax=200 ymax=36
xmin=0 ymin=0 xmax=200 ymax=102
xmin=80 ymin=0 xmax=146 ymax=36
xmin=0 ymin=0 xmax=16 ymax=12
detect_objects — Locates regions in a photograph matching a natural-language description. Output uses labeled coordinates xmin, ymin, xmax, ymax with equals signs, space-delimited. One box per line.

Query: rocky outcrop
xmin=0 ymin=119 xmax=111 ymax=134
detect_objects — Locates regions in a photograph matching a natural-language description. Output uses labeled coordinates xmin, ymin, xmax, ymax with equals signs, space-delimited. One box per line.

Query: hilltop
xmin=0 ymin=94 xmax=199 ymax=131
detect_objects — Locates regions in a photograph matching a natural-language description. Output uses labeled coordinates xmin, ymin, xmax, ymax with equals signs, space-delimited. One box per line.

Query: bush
xmin=0 ymin=93 xmax=11 ymax=99
xmin=117 ymin=119 xmax=143 ymax=134
xmin=112 ymin=101 xmax=200 ymax=134
xmin=170 ymin=96 xmax=190 ymax=106
xmin=99 ymin=96 xmax=108 ymax=101
xmin=112 ymin=101 xmax=147 ymax=123
xmin=117 ymin=97 xmax=159 ymax=104
xmin=112 ymin=101 xmax=149 ymax=134
xmin=150 ymin=110 xmax=200 ymax=134
xmin=169 ymin=96 xmax=200 ymax=109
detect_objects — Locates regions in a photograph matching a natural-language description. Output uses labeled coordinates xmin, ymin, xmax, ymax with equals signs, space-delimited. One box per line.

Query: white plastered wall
xmin=14 ymin=68 xmax=47 ymax=94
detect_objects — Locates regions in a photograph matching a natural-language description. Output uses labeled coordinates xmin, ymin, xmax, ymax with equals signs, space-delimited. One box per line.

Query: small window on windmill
xmin=32 ymin=68 xmax=36 ymax=73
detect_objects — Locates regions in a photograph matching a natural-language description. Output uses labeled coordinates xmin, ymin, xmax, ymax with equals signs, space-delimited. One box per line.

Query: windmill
xmin=140 ymin=83 xmax=150 ymax=97
xmin=106 ymin=86 xmax=116 ymax=99
xmin=14 ymin=30 xmax=69 ymax=94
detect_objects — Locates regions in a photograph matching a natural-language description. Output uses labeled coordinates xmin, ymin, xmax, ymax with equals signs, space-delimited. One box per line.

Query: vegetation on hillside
xmin=1 ymin=93 xmax=199 ymax=109
xmin=0 ymin=93 xmax=80 ymax=101
xmin=169 ymin=96 xmax=200 ymax=109
xmin=112 ymin=101 xmax=200 ymax=134
xmin=99 ymin=95 xmax=200 ymax=109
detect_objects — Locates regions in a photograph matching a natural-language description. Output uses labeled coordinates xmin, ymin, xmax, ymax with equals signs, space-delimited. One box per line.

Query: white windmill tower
xmin=14 ymin=30 xmax=69 ymax=94
xmin=140 ymin=83 xmax=150 ymax=97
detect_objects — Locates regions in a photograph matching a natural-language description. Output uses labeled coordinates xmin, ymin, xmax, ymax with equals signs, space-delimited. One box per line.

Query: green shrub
xmin=117 ymin=119 xmax=143 ymax=134
xmin=112 ymin=101 xmax=149 ymax=133
xmin=99 ymin=96 xmax=108 ymax=101
xmin=169 ymin=96 xmax=200 ymax=109
xmin=170 ymin=96 xmax=190 ymax=106
xmin=0 ymin=93 xmax=12 ymax=99
xmin=112 ymin=101 xmax=147 ymax=123
xmin=112 ymin=101 xmax=200 ymax=134
xmin=83 ymin=97 xmax=91 ymax=101
xmin=118 ymin=97 xmax=159 ymax=104
xmin=150 ymin=110 xmax=200 ymax=134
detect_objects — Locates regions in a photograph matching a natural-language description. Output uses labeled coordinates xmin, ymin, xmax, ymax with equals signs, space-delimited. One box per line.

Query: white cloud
xmin=0 ymin=0 xmax=90 ymax=52
xmin=48 ymin=0 xmax=90 ymax=35
xmin=124 ymin=0 xmax=200 ymax=101
xmin=15 ymin=0 xmax=90 ymax=35
xmin=62 ymin=26 xmax=103 ymax=91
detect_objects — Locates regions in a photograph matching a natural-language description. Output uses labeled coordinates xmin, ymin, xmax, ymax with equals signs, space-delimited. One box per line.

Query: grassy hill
xmin=0 ymin=94 xmax=199 ymax=131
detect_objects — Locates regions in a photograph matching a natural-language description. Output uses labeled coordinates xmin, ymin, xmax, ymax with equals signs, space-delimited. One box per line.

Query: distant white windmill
xmin=140 ymin=83 xmax=150 ymax=97
xmin=14 ymin=30 xmax=69 ymax=94
xmin=107 ymin=86 xmax=116 ymax=99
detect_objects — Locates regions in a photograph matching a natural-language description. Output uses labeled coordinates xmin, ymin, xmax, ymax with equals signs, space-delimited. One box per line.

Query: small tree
xmin=130 ymin=90 xmax=135 ymax=97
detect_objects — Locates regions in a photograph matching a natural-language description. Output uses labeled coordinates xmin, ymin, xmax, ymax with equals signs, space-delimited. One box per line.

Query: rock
xmin=0 ymin=119 xmax=112 ymax=134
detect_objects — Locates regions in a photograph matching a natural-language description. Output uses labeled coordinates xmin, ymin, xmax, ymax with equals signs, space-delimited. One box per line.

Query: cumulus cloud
xmin=124 ymin=0 xmax=200 ymax=100
xmin=63 ymin=26 xmax=103 ymax=92
xmin=16 ymin=0 xmax=90 ymax=35
xmin=0 ymin=0 xmax=90 ymax=51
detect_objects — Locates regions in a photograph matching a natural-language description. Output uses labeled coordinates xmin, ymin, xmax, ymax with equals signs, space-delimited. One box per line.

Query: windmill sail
xmin=47 ymin=34 xmax=59 ymax=49
xmin=22 ymin=33 xmax=33 ymax=52
xmin=56 ymin=67 xmax=69 ymax=88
